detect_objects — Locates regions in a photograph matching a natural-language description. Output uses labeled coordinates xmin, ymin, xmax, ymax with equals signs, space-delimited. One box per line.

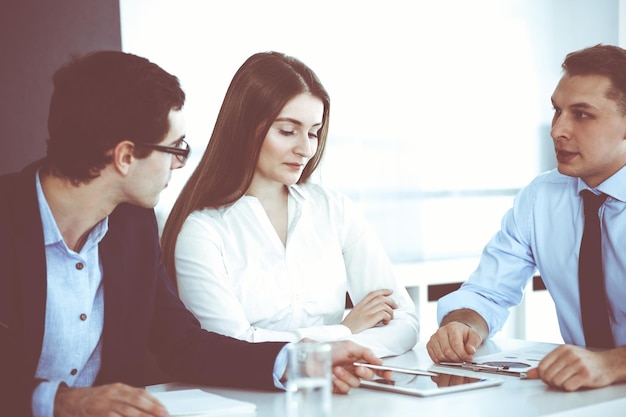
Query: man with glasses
xmin=135 ymin=138 xmax=191 ymax=164
xmin=0 ymin=50 xmax=384 ymax=417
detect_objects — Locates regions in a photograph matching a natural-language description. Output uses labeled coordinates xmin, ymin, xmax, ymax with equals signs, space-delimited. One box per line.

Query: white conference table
xmin=147 ymin=337 xmax=626 ymax=417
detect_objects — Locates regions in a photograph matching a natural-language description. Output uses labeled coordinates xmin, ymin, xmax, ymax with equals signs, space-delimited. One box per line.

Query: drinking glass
xmin=285 ymin=342 xmax=332 ymax=417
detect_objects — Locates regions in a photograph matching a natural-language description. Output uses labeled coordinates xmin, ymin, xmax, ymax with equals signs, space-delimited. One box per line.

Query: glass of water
xmin=286 ymin=342 xmax=332 ymax=417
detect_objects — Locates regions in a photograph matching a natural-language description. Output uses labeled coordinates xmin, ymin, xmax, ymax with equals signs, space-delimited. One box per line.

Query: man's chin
xmin=556 ymin=165 xmax=577 ymax=179
xmin=132 ymin=196 xmax=160 ymax=209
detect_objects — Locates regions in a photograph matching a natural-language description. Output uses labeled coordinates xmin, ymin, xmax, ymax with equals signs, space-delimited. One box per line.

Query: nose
xmin=294 ymin=133 xmax=315 ymax=158
xmin=171 ymin=155 xmax=186 ymax=170
xmin=550 ymin=112 xmax=570 ymax=142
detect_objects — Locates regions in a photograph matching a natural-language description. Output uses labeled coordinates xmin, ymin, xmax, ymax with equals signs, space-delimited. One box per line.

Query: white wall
xmin=120 ymin=0 xmax=619 ymax=342
xmin=121 ymin=0 xmax=618 ymax=265
xmin=621 ymin=0 xmax=626 ymax=46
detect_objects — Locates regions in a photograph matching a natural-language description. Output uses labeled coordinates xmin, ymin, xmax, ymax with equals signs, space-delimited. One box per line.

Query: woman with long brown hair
xmin=161 ymin=51 xmax=418 ymax=357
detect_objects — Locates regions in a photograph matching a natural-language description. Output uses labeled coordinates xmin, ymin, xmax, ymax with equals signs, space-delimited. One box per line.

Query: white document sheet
xmin=433 ymin=342 xmax=559 ymax=378
xmin=151 ymin=389 xmax=256 ymax=416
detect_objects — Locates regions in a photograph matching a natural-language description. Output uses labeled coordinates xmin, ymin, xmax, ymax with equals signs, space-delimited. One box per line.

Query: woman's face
xmin=253 ymin=93 xmax=323 ymax=188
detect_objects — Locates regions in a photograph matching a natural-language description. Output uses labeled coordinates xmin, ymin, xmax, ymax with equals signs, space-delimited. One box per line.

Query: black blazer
xmin=0 ymin=161 xmax=286 ymax=416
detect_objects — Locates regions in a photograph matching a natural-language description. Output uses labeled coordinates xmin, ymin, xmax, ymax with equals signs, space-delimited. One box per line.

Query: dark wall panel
xmin=0 ymin=0 xmax=121 ymax=175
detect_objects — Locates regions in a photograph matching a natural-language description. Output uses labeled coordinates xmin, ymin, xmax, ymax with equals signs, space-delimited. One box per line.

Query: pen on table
xmin=353 ymin=362 xmax=438 ymax=377
xmin=522 ymin=368 xmax=540 ymax=380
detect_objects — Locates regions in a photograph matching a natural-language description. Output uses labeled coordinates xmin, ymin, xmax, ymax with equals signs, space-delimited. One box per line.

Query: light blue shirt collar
xmin=35 ymin=170 xmax=108 ymax=251
xmin=577 ymin=164 xmax=626 ymax=203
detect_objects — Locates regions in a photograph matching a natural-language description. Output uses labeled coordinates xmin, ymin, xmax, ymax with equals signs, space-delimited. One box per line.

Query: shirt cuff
xmin=273 ymin=343 xmax=291 ymax=389
xmin=32 ymin=380 xmax=64 ymax=417
xmin=437 ymin=289 xmax=510 ymax=337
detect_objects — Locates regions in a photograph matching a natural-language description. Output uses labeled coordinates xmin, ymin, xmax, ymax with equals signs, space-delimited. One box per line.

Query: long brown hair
xmin=161 ymin=51 xmax=330 ymax=284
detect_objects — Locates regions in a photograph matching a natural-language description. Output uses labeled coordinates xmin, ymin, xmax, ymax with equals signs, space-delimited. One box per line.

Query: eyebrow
xmin=551 ymin=98 xmax=598 ymax=111
xmin=168 ymin=134 xmax=186 ymax=145
xmin=274 ymin=117 xmax=323 ymax=128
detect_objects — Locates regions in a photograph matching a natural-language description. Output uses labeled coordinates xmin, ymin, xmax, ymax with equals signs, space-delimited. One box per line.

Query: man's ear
xmin=112 ymin=140 xmax=135 ymax=176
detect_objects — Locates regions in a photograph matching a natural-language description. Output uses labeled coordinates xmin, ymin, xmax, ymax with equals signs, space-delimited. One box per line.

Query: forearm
xmin=440 ymin=309 xmax=489 ymax=343
xmin=150 ymin=269 xmax=285 ymax=390
xmin=350 ymin=316 xmax=419 ymax=357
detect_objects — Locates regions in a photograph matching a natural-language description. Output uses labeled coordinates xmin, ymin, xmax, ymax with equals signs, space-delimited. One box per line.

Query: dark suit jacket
xmin=0 ymin=161 xmax=286 ymax=416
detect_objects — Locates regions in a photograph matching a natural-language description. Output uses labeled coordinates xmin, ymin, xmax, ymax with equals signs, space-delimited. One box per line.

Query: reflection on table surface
xmin=147 ymin=338 xmax=626 ymax=417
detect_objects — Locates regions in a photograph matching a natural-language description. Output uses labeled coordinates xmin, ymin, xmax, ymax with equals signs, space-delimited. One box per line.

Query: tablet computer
xmin=359 ymin=369 xmax=502 ymax=397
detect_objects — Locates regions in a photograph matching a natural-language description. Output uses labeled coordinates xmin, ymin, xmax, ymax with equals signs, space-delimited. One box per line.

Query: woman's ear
xmin=111 ymin=140 xmax=135 ymax=176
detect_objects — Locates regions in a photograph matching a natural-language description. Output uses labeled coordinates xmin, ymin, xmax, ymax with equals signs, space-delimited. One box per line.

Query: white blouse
xmin=174 ymin=182 xmax=419 ymax=357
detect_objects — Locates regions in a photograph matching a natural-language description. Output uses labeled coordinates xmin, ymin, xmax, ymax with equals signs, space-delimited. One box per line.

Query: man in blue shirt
xmin=427 ymin=44 xmax=626 ymax=392
xmin=0 ymin=51 xmax=384 ymax=417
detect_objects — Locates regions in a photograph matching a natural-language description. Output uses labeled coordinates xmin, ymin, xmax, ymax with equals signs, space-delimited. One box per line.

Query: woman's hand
xmin=341 ymin=289 xmax=397 ymax=334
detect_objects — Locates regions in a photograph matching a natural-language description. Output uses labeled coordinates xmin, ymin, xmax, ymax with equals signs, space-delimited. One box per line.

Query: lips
xmin=556 ymin=149 xmax=578 ymax=163
xmin=285 ymin=162 xmax=304 ymax=170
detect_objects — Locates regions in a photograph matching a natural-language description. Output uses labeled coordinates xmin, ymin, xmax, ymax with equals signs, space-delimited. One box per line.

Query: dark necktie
xmin=579 ymin=190 xmax=614 ymax=349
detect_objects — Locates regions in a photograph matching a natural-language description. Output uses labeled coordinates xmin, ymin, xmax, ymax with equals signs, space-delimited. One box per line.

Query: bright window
xmin=120 ymin=0 xmax=617 ymax=263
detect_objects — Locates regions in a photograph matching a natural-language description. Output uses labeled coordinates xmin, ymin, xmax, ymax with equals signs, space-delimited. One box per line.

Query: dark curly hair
xmin=46 ymin=50 xmax=185 ymax=184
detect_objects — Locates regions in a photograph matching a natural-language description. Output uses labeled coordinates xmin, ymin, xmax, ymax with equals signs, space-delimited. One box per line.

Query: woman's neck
xmin=246 ymin=181 xmax=289 ymax=246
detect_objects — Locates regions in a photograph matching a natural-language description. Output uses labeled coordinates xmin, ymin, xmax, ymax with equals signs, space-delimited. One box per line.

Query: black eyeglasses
xmin=135 ymin=139 xmax=190 ymax=163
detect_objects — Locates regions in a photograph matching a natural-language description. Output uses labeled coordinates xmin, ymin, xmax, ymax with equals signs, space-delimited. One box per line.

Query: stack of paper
xmin=151 ymin=389 xmax=256 ymax=416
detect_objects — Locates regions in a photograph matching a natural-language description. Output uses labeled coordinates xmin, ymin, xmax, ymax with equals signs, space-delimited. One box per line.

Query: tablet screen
xmin=359 ymin=370 xmax=502 ymax=397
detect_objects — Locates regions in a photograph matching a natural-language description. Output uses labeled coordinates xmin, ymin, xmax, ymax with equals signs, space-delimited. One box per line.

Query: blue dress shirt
xmin=438 ymin=166 xmax=626 ymax=347
xmin=29 ymin=172 xmax=287 ymax=416
xmin=31 ymin=172 xmax=108 ymax=417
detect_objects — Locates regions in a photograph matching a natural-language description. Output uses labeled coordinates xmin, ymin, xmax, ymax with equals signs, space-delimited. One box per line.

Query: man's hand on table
xmin=328 ymin=340 xmax=391 ymax=394
xmin=54 ymin=383 xmax=169 ymax=417
xmin=526 ymin=344 xmax=626 ymax=391
xmin=426 ymin=309 xmax=489 ymax=364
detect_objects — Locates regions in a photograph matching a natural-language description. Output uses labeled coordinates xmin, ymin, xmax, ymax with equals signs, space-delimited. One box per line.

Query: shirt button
xmin=80 ymin=313 xmax=87 ymax=321
xmin=76 ymin=262 xmax=84 ymax=270
xmin=70 ymin=369 xmax=78 ymax=376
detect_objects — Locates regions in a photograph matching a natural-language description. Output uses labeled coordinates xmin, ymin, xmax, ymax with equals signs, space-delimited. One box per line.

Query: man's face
xmin=126 ymin=109 xmax=187 ymax=208
xmin=551 ymin=74 xmax=626 ymax=187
